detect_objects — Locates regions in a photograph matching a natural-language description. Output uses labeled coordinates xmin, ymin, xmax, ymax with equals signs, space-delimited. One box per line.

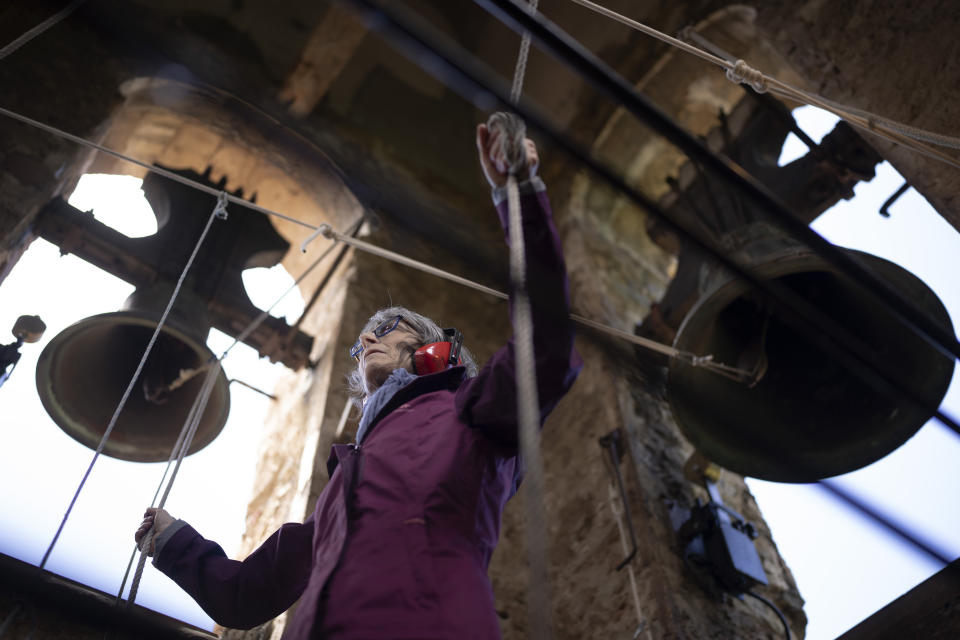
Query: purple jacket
xmin=154 ymin=180 xmax=582 ymax=638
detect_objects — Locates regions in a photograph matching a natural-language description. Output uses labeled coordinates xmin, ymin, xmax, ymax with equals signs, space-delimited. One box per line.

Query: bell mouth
xmin=35 ymin=311 xmax=230 ymax=463
xmin=668 ymin=249 xmax=954 ymax=482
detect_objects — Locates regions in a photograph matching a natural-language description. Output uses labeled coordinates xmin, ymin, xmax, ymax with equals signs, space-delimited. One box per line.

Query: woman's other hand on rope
xmin=476 ymin=122 xmax=539 ymax=188
xmin=135 ymin=507 xmax=174 ymax=556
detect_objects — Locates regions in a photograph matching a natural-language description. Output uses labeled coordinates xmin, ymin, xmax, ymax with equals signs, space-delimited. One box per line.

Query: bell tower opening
xmin=776 ymin=105 xmax=842 ymax=166
xmin=67 ymin=174 xmax=159 ymax=238
xmin=241 ymin=264 xmax=305 ymax=324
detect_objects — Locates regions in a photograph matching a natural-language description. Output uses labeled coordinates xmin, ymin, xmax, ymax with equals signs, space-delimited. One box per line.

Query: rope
xmin=566 ymin=0 xmax=730 ymax=69
xmin=40 ymin=198 xmax=226 ymax=570
xmin=0 ymin=0 xmax=86 ymax=61
xmin=504 ymin=4 xmax=553 ymax=634
xmin=509 ymin=0 xmax=540 ymax=104
xmin=113 ymin=376 xmax=206 ymax=607
xmin=494 ymin=111 xmax=554 ymax=640
xmin=318 ymin=224 xmax=753 ymax=380
xmin=126 ymin=363 xmax=222 ymax=608
xmin=563 ymin=0 xmax=960 ymax=169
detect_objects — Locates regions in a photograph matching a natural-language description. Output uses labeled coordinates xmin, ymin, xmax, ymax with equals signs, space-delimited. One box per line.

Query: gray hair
xmin=347 ymin=305 xmax=479 ymax=410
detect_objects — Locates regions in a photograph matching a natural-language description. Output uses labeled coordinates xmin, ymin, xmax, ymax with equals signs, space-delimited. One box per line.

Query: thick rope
xmin=510 ymin=0 xmax=540 ymax=104
xmin=502 ymin=7 xmax=553 ymax=633
xmin=0 ymin=0 xmax=86 ymax=61
xmin=564 ymin=0 xmax=960 ymax=168
xmin=501 ymin=148 xmax=554 ymax=640
xmin=40 ymin=199 xmax=225 ymax=570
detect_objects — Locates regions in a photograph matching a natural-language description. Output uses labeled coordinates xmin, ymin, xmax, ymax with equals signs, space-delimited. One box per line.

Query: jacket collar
xmin=364 ymin=365 xmax=465 ymax=438
xmin=326 ymin=366 xmax=466 ymax=477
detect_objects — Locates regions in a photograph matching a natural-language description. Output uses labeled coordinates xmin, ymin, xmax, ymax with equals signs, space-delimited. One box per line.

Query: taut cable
xmin=317 ymin=223 xmax=753 ymax=380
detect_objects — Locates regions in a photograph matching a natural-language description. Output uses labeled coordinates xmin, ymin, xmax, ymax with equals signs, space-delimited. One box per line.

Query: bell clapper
xmin=737 ymin=310 xmax=770 ymax=389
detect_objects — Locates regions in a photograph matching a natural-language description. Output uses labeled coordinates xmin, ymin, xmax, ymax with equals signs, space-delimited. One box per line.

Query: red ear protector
xmin=413 ymin=327 xmax=463 ymax=375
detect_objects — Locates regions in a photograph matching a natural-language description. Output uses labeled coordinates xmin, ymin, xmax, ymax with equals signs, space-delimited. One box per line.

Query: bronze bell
xmin=35 ymin=285 xmax=230 ymax=463
xmin=667 ymin=223 xmax=954 ymax=482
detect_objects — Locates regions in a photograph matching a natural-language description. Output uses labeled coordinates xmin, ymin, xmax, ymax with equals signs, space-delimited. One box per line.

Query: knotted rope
xmin=725 ymin=59 xmax=767 ymax=94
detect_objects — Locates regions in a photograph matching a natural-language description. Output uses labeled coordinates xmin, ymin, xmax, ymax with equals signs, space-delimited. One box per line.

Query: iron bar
xmin=228 ymin=378 xmax=277 ymax=401
xmin=818 ymin=480 xmax=954 ymax=565
xmin=879 ymin=181 xmax=910 ymax=218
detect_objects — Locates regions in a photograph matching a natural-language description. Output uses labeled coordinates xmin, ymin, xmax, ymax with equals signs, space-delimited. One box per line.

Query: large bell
xmin=36 ymin=286 xmax=230 ymax=462
xmin=668 ymin=224 xmax=954 ymax=482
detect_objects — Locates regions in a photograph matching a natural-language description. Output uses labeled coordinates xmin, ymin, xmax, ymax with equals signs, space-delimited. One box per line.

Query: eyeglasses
xmin=350 ymin=315 xmax=404 ymax=360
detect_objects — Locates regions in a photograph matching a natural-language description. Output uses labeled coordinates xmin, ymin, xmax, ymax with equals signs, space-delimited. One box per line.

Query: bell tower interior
xmin=1 ymin=1 xmax=958 ymax=639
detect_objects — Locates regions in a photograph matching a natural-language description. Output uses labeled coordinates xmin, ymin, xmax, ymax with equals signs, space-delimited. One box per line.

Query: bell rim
xmin=667 ymin=249 xmax=955 ymax=482
xmin=35 ymin=310 xmax=231 ymax=463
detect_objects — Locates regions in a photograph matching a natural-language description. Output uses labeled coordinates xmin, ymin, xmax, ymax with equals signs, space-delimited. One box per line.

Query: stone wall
xmin=0 ymin=3 xmax=127 ymax=282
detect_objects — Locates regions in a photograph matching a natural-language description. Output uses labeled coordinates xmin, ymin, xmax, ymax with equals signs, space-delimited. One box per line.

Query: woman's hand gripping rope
xmin=134 ymin=507 xmax=175 ymax=557
xmin=476 ymin=119 xmax=539 ymax=188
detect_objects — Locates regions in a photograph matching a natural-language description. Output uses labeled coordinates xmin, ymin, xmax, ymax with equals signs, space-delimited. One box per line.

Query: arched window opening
xmin=241 ymin=264 xmax=306 ymax=324
xmin=67 ymin=174 xmax=158 ymax=238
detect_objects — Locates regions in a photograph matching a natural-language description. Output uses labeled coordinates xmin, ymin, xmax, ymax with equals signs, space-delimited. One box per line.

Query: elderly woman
xmin=135 ymin=122 xmax=581 ymax=639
